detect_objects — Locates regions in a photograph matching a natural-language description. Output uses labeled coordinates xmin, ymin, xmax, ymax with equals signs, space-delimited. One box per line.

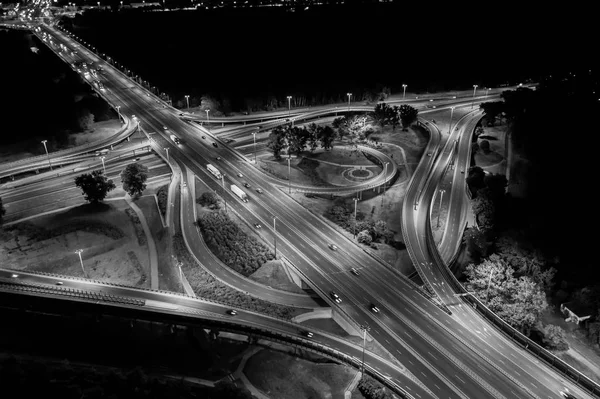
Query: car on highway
xmin=328 ymin=244 xmax=338 ymax=251
xmin=163 ymin=126 xmax=168 ymax=130
xmin=237 ymin=173 xmax=243 ymax=178
xmin=255 ymin=188 xmax=263 ymax=194
xmin=560 ymin=389 xmax=578 ymax=399
xmin=243 ymin=183 xmax=251 ymax=188
xmin=181 ymin=181 xmax=187 ymax=188
xmin=216 ymin=156 xmax=221 ymax=161
xmin=226 ymin=310 xmax=237 ymax=316
xmin=427 ymin=152 xmax=432 ymax=157
xmin=178 ymin=112 xmax=184 ymax=115
xmin=56 ymin=281 xmax=63 ymax=286
xmin=202 ymin=136 xmax=206 ymax=139
xmin=254 ymin=223 xmax=261 ymax=229
xmin=212 ymin=143 xmax=218 ymax=148
xmin=350 ymin=268 xmax=360 ymax=276
xmin=370 ymin=304 xmax=380 ymax=313
xmin=330 ymin=292 xmax=342 ymax=303
xmin=461 ymin=169 xmax=465 ymax=174
xmin=302 ymin=331 xmax=314 ymax=338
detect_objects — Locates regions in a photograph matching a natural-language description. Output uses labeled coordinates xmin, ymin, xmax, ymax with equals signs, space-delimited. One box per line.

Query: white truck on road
xmin=206 ymin=164 xmax=222 ymax=179
xmin=231 ymin=184 xmax=248 ymax=203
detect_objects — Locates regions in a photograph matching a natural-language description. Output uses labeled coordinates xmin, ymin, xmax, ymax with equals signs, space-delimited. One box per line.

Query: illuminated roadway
xmin=3 ymin=14 xmax=596 ymax=399
xmin=38 ymin=23 xmax=552 ymax=399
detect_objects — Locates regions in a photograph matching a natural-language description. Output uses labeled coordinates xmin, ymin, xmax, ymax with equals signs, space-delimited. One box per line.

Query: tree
xmin=0 ymin=196 xmax=5 ymax=225
xmin=464 ymin=254 xmax=548 ymax=335
xmin=542 ymin=324 xmax=569 ymax=351
xmin=357 ymin=230 xmax=373 ymax=245
xmin=319 ymin=125 xmax=336 ymax=150
xmin=267 ymin=125 xmax=287 ymax=160
xmin=372 ymin=103 xmax=393 ymax=127
xmin=480 ymin=101 xmax=505 ymax=126
xmin=200 ymin=95 xmax=222 ymax=116
xmin=463 ymin=227 xmax=491 ymax=262
xmin=305 ymin=123 xmax=320 ymax=152
xmin=345 ymin=115 xmax=369 ymax=142
xmin=287 ymin=126 xmax=309 ymax=156
xmin=390 ymin=105 xmax=401 ymax=130
xmin=483 ymin=173 xmax=508 ymax=200
xmin=466 ymin=166 xmax=486 ymax=196
xmin=471 ymin=188 xmax=495 ymax=230
xmin=398 ymin=104 xmax=418 ymax=130
xmin=77 ymin=108 xmax=94 ymax=131
xmin=197 ymin=191 xmax=221 ymax=209
xmin=120 ymin=163 xmax=149 ymax=198
xmin=74 ymin=170 xmax=115 ymax=203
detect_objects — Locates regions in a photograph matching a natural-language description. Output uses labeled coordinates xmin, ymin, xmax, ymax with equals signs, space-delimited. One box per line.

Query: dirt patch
xmin=249 ymin=259 xmax=307 ymax=295
xmin=244 ymin=348 xmax=357 ymax=399
xmin=0 ymin=201 xmax=149 ymax=287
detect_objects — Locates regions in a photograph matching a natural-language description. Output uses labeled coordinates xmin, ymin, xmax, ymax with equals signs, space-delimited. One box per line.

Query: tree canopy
xmin=464 ymin=254 xmax=548 ymax=335
xmin=120 ymin=163 xmax=149 ymax=198
xmin=74 ymin=170 xmax=115 ymax=203
xmin=398 ymin=104 xmax=418 ymax=130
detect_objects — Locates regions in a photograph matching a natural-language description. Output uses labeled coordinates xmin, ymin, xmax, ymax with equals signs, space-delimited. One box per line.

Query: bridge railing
xmin=0 ymin=275 xmax=415 ymax=399
xmin=423 ymin=210 xmax=600 ymax=397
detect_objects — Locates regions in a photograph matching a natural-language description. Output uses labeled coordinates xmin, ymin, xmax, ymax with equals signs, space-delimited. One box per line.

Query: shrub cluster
xmin=296 ymin=158 xmax=327 ymax=186
xmin=156 ymin=184 xmax=169 ymax=216
xmin=324 ymin=206 xmax=394 ymax=246
xmin=357 ymin=376 xmax=393 ymax=399
xmin=125 ymin=208 xmax=147 ymax=246
xmin=9 ymin=220 xmax=124 ymax=242
xmin=197 ymin=211 xmax=274 ymax=276
xmin=172 ymin=233 xmax=295 ymax=319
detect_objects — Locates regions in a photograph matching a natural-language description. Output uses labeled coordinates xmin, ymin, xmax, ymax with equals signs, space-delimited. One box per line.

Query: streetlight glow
xmin=471 ymin=84 xmax=478 ymax=109
xmin=100 ymin=156 xmax=106 ymax=175
xmin=346 ymin=92 xmax=352 ymax=112
xmin=185 ymin=94 xmax=190 ymax=109
xmin=164 ymin=147 xmax=169 ymax=162
xmin=75 ymin=249 xmax=86 ymax=277
xmin=402 ymin=84 xmax=407 ymax=100
xmin=41 ymin=139 xmax=52 ymax=170
xmin=286 ymin=96 xmax=292 ymax=117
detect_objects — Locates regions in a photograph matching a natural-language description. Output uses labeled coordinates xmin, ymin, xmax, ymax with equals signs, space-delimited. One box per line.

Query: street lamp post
xmin=41 ymin=140 xmax=52 ymax=170
xmin=100 ymin=156 xmax=106 ymax=175
xmin=346 ymin=92 xmax=352 ymax=112
xmin=185 ymin=95 xmax=190 ymax=109
xmin=471 ymin=84 xmax=478 ymax=109
xmin=287 ymin=96 xmax=292 ymax=117
xmin=164 ymin=147 xmax=169 ymax=162
xmin=381 ymin=162 xmax=389 ymax=205
xmin=449 ymin=106 xmax=455 ymax=134
xmin=360 ymin=325 xmax=370 ymax=375
xmin=273 ymin=216 xmax=277 ymax=258
xmin=115 ymin=105 xmax=121 ymax=121
xmin=252 ymin=130 xmax=258 ymax=163
xmin=485 ymin=87 xmax=490 ymax=98
xmin=205 ymin=109 xmax=210 ymax=130
xmin=436 ymin=189 xmax=445 ymax=228
xmin=287 ymin=156 xmax=291 ymax=194
xmin=402 ymin=84 xmax=407 ymax=100
xmin=75 ymin=249 xmax=86 ymax=278
xmin=177 ymin=261 xmax=184 ymax=292
xmin=353 ymin=197 xmax=358 ymax=239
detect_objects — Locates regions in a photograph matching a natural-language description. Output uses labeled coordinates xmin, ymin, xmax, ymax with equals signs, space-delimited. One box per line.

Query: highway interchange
xmin=0 ymin=7 xmax=597 ymax=399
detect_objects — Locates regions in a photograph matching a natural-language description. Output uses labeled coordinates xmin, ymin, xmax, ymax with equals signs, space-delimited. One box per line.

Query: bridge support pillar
xmin=279 ymin=257 xmax=308 ymax=289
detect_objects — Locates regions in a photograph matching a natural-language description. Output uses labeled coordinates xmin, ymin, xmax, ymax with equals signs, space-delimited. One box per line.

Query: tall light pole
xmin=100 ymin=156 xmax=106 ymax=175
xmin=75 ymin=249 xmax=86 ymax=278
xmin=353 ymin=197 xmax=358 ymax=239
xmin=252 ymin=129 xmax=258 ymax=163
xmin=402 ymin=84 xmax=407 ymax=100
xmin=115 ymin=105 xmax=121 ymax=121
xmin=485 ymin=87 xmax=490 ymax=98
xmin=41 ymin=140 xmax=52 ymax=170
xmin=381 ymin=162 xmax=389 ymax=205
xmin=436 ymin=189 xmax=445 ymax=228
xmin=177 ymin=261 xmax=184 ymax=292
xmin=346 ymin=92 xmax=352 ymax=112
xmin=287 ymin=156 xmax=291 ymax=194
xmin=360 ymin=325 xmax=370 ymax=375
xmin=449 ymin=106 xmax=455 ymax=134
xmin=205 ymin=109 xmax=210 ymax=130
xmin=273 ymin=216 xmax=277 ymax=258
xmin=164 ymin=147 xmax=169 ymax=162
xmin=471 ymin=84 xmax=478 ymax=109
xmin=185 ymin=95 xmax=190 ymax=109
xmin=287 ymin=96 xmax=292 ymax=117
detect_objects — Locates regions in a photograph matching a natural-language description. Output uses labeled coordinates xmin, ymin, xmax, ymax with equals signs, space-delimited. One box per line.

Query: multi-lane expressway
xmin=2 ymin=16 xmax=596 ymax=399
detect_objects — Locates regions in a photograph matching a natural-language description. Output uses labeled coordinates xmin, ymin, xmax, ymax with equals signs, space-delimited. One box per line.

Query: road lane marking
xmin=454 ymin=374 xmax=465 ymax=384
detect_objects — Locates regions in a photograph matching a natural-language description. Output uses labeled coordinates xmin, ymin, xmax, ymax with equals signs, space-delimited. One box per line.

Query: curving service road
xmin=3 ymin=13 xmax=594 ymax=399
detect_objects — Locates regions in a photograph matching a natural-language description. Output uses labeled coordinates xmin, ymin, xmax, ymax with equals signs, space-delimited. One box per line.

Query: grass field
xmin=244 ymin=348 xmax=357 ymax=399
xmin=0 ymin=201 xmax=149 ymax=287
